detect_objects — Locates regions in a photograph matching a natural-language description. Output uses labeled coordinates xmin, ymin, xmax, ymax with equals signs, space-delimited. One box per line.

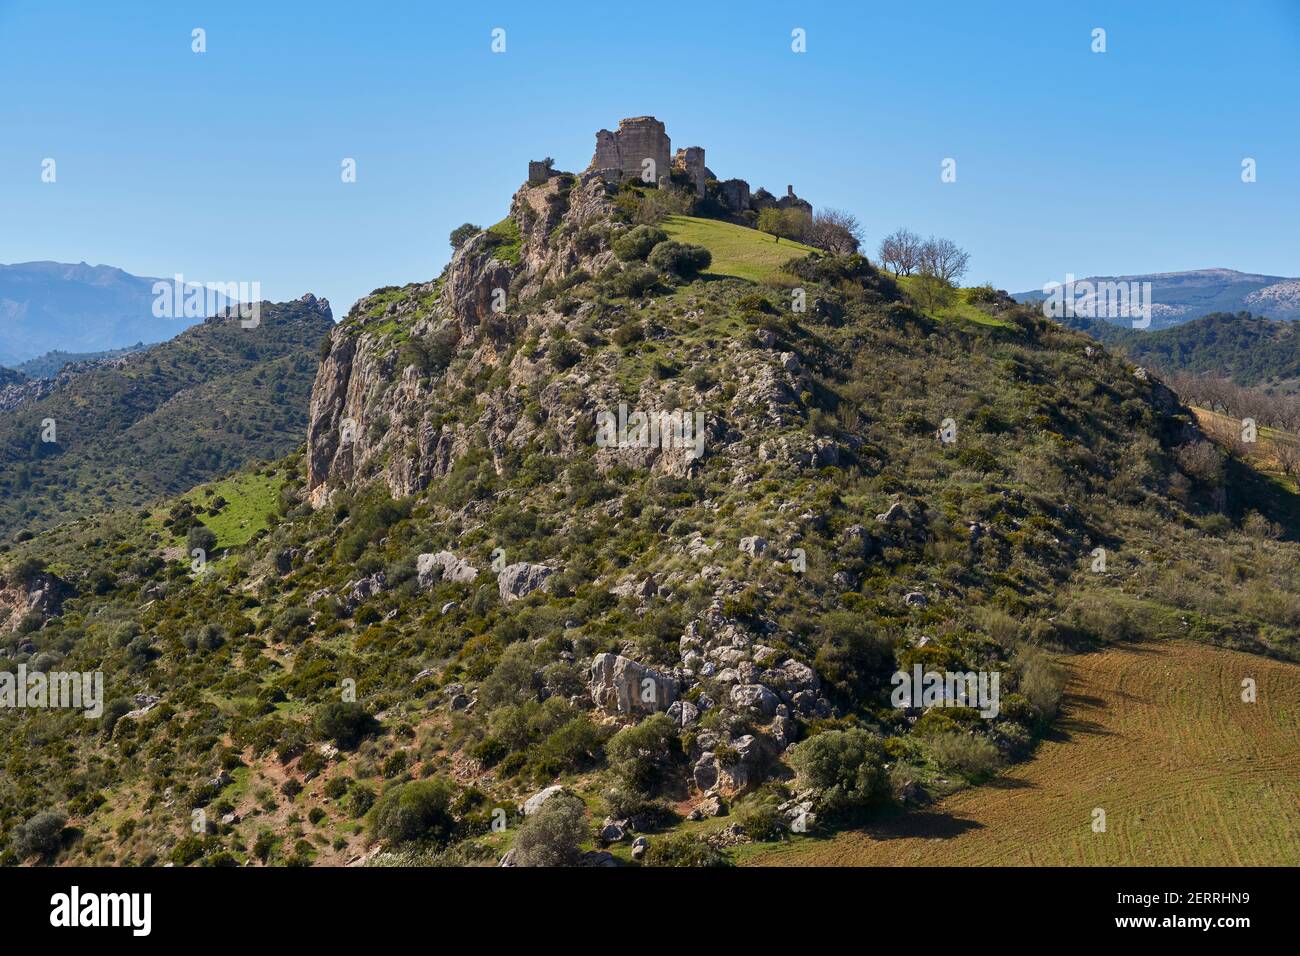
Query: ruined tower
xmin=588 ymin=116 xmax=673 ymax=187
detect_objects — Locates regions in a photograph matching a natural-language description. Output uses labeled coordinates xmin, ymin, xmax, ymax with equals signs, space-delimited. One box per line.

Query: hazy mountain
xmin=10 ymin=344 xmax=148 ymax=380
xmin=0 ymin=261 xmax=205 ymax=365
xmin=0 ymin=295 xmax=333 ymax=538
xmin=1013 ymin=268 xmax=1300 ymax=330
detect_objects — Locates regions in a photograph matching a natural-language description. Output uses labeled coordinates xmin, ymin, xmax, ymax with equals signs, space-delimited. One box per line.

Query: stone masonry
xmin=589 ymin=116 xmax=673 ymax=187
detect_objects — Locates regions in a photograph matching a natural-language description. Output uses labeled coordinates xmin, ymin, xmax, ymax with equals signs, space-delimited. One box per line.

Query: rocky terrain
xmin=1 ymin=119 xmax=1296 ymax=868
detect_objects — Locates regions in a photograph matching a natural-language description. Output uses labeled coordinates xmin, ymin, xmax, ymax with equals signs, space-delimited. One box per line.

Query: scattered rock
xmin=588 ymin=652 xmax=677 ymax=713
xmin=498 ymin=562 xmax=556 ymax=602
xmin=417 ymin=550 xmax=479 ymax=587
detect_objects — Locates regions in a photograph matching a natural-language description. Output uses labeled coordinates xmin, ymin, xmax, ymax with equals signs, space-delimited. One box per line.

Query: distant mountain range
xmin=0 ymin=295 xmax=333 ymax=539
xmin=1014 ymin=268 xmax=1300 ymax=330
xmin=0 ymin=261 xmax=208 ymax=366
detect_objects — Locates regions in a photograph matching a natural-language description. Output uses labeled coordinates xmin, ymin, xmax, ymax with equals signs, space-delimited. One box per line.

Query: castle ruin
xmin=527 ymin=116 xmax=811 ymax=219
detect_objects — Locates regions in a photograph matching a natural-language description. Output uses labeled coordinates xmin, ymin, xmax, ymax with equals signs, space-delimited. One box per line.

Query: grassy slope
xmin=744 ymin=639 xmax=1300 ymax=866
xmin=661 ymin=215 xmax=818 ymax=282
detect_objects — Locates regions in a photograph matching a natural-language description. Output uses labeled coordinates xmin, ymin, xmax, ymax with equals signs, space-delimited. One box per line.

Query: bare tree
xmin=877 ymin=227 xmax=922 ymax=276
xmin=807 ymin=208 xmax=863 ymax=254
xmin=1272 ymin=438 xmax=1300 ymax=478
xmin=918 ymin=236 xmax=971 ymax=284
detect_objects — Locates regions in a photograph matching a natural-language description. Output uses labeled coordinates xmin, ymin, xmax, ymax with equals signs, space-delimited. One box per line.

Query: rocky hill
xmin=1 ymin=120 xmax=1297 ymax=868
xmin=0 ymin=295 xmax=334 ymax=539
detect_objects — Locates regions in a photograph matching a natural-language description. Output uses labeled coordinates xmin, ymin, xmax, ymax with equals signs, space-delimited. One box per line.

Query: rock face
xmin=589 ymin=116 xmax=672 ymax=186
xmin=588 ymin=653 xmax=677 ymax=714
xmin=498 ymin=562 xmax=555 ymax=602
xmin=0 ymin=570 xmax=71 ymax=632
xmin=417 ymin=551 xmax=478 ymax=587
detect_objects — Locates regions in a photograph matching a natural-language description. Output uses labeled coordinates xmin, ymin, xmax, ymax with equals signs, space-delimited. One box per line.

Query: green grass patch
xmin=661 ymin=216 xmax=816 ymax=283
xmin=186 ymin=472 xmax=284 ymax=549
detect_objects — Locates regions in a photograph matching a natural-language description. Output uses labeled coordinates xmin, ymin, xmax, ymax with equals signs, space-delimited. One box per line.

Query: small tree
xmin=757 ymin=208 xmax=808 ymax=243
xmin=647 ymin=241 xmax=712 ymax=278
xmin=511 ymin=792 xmax=587 ymax=866
xmin=807 ymin=208 xmax=863 ymax=254
xmin=918 ymin=236 xmax=971 ymax=284
xmin=789 ymin=729 xmax=889 ymax=820
xmin=877 ymin=227 xmax=922 ymax=275
xmin=449 ymin=223 xmax=481 ymax=250
xmin=314 ymin=701 xmax=379 ymax=749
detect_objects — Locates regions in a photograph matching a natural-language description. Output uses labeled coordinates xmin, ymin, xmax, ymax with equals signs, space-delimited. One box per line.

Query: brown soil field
xmin=746 ymin=639 xmax=1299 ymax=866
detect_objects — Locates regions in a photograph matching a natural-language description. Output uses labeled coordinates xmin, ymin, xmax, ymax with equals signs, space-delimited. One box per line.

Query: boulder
xmin=666 ymin=699 xmax=700 ymax=728
xmin=693 ymin=752 xmax=720 ymax=791
xmin=588 ymin=652 xmax=677 ymax=714
xmin=417 ymin=551 xmax=479 ymax=587
xmin=730 ymin=683 xmax=780 ymax=718
xmin=499 ymin=562 xmax=556 ymax=602
xmin=875 ymin=501 xmax=909 ymax=523
xmin=738 ymin=536 xmax=769 ymax=557
xmin=520 ymin=785 xmax=568 ymax=816
xmin=631 ymin=836 xmax=649 ymax=861
xmin=904 ymin=591 xmax=928 ymax=608
xmin=687 ymin=796 xmax=726 ymax=821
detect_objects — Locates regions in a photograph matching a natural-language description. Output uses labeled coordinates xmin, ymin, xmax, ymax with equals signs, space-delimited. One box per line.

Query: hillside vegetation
xmin=0 ymin=296 xmax=332 ymax=540
xmin=1 ymin=168 xmax=1297 ymax=869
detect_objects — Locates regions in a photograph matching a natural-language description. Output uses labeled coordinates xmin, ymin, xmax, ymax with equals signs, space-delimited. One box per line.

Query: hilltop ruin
xmin=528 ymin=115 xmax=812 ymax=219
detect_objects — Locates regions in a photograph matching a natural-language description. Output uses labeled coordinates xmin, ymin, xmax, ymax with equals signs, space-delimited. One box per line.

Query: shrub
xmin=606 ymin=713 xmax=681 ymax=795
xmin=789 ymin=729 xmax=889 ymax=821
xmin=370 ymin=777 xmax=458 ymax=846
xmin=611 ymin=321 xmax=645 ymax=347
xmin=613 ymin=225 xmax=668 ymax=261
xmin=449 ymin=223 xmax=481 ymax=250
xmin=314 ymin=701 xmax=380 ymax=750
xmin=10 ymin=810 xmax=66 ymax=859
xmin=644 ymin=832 xmax=729 ymax=867
xmin=812 ymin=612 xmax=894 ymax=707
xmin=606 ymin=266 xmax=660 ymax=298
xmin=186 ymin=524 xmax=217 ymax=557
xmin=927 ymin=732 xmax=1005 ymax=781
xmin=511 ymin=792 xmax=586 ymax=866
xmin=647 ymin=240 xmax=711 ymax=278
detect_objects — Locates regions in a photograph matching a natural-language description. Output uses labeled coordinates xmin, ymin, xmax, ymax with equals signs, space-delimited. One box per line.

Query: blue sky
xmin=2 ymin=0 xmax=1298 ymax=317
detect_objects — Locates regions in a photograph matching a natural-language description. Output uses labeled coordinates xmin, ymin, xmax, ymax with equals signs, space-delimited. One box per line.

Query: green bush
xmin=370 ymin=777 xmax=458 ymax=846
xmin=511 ymin=792 xmax=586 ymax=866
xmin=10 ymin=810 xmax=66 ymax=859
xmin=647 ymin=240 xmax=711 ymax=278
xmin=790 ymin=729 xmax=889 ymax=821
xmin=927 ymin=732 xmax=1005 ymax=782
xmin=644 ymin=832 xmax=729 ymax=867
xmin=606 ymin=713 xmax=680 ymax=795
xmin=613 ymin=225 xmax=668 ymax=261
xmin=314 ymin=701 xmax=380 ymax=750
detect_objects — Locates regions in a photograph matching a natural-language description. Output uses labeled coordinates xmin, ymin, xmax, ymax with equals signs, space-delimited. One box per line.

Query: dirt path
xmin=747 ymin=640 xmax=1300 ymax=866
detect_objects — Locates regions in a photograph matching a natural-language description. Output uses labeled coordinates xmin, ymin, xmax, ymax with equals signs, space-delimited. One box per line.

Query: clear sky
xmin=2 ymin=0 xmax=1298 ymax=317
